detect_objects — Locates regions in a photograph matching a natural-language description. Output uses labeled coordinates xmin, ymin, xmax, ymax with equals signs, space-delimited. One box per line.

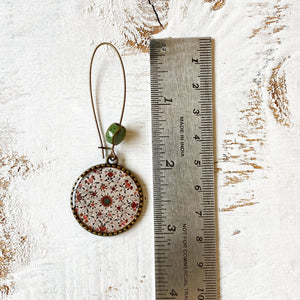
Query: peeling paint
xmin=221 ymin=192 xmax=258 ymax=212
xmin=219 ymin=0 xmax=291 ymax=215
xmin=124 ymin=24 xmax=164 ymax=53
xmin=204 ymin=0 xmax=226 ymax=10
xmin=232 ymin=230 xmax=240 ymax=235
xmin=248 ymin=1 xmax=288 ymax=40
xmin=221 ymin=89 xmax=265 ymax=188
xmin=268 ymin=57 xmax=291 ymax=126
xmin=124 ymin=0 xmax=169 ymax=52
xmin=0 ymin=148 xmax=42 ymax=295
xmin=221 ymin=201 xmax=258 ymax=212
xmin=86 ymin=0 xmax=169 ymax=53
xmin=219 ymin=88 xmax=265 ymax=211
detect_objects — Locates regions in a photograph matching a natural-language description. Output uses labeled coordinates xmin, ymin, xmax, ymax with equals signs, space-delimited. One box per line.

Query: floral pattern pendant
xmin=71 ymin=163 xmax=143 ymax=236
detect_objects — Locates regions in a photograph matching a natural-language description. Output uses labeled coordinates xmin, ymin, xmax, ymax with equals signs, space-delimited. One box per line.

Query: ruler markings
xmin=151 ymin=38 xmax=217 ymax=300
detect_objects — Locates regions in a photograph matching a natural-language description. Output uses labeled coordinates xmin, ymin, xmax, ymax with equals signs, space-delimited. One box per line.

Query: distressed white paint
xmin=0 ymin=0 xmax=300 ymax=299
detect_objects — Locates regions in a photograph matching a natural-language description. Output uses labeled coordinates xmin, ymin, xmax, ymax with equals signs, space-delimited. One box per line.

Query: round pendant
xmin=70 ymin=163 xmax=143 ymax=236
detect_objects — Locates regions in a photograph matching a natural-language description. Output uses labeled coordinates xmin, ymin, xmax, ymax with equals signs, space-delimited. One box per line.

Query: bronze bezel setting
xmin=70 ymin=163 xmax=143 ymax=236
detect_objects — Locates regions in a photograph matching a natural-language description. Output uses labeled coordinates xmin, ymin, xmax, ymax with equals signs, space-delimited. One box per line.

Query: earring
xmin=70 ymin=43 xmax=143 ymax=236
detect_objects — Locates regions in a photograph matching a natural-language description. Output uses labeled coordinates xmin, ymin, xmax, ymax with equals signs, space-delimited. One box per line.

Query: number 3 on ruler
xmin=167 ymin=224 xmax=176 ymax=232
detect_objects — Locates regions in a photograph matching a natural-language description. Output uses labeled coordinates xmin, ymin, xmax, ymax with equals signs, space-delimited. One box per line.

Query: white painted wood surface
xmin=1 ymin=0 xmax=299 ymax=299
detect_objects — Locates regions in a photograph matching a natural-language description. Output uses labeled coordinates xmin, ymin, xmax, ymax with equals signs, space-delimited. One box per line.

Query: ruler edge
xmin=150 ymin=37 xmax=218 ymax=299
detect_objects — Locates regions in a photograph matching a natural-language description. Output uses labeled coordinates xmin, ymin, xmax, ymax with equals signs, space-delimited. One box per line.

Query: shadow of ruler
xmin=150 ymin=38 xmax=217 ymax=300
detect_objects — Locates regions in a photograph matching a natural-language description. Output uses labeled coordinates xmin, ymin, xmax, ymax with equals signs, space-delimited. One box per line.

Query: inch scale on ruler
xmin=150 ymin=38 xmax=217 ymax=300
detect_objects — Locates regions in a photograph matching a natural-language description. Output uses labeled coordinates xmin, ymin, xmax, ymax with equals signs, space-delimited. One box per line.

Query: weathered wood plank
xmin=0 ymin=0 xmax=299 ymax=299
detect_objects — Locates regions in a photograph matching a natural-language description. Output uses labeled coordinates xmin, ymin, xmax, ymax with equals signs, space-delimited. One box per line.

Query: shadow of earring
xmin=124 ymin=126 xmax=140 ymax=144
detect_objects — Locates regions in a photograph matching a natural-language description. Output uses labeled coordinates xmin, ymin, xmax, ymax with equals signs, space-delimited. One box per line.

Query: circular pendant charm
xmin=71 ymin=164 xmax=143 ymax=236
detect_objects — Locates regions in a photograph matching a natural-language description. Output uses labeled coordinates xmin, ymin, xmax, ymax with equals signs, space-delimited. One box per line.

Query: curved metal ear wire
xmin=89 ymin=42 xmax=126 ymax=159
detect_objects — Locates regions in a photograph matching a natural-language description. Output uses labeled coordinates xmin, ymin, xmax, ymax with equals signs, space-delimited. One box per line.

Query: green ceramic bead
xmin=105 ymin=123 xmax=126 ymax=145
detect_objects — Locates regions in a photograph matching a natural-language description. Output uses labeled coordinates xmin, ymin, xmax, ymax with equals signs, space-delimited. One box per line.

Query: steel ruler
xmin=150 ymin=38 xmax=217 ymax=300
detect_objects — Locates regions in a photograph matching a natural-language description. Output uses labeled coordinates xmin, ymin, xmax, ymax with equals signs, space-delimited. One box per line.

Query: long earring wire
xmin=89 ymin=42 xmax=127 ymax=159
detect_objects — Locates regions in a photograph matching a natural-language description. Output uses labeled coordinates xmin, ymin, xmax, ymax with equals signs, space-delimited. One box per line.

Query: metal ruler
xmin=150 ymin=38 xmax=217 ymax=300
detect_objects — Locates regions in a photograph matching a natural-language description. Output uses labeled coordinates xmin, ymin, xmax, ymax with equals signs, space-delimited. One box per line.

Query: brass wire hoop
xmin=71 ymin=45 xmax=143 ymax=236
xmin=89 ymin=42 xmax=127 ymax=160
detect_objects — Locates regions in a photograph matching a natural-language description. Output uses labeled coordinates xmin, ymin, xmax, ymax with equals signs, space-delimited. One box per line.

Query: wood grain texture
xmin=84 ymin=0 xmax=169 ymax=53
xmin=268 ymin=57 xmax=291 ymax=126
xmin=0 ymin=0 xmax=299 ymax=299
xmin=203 ymin=0 xmax=226 ymax=11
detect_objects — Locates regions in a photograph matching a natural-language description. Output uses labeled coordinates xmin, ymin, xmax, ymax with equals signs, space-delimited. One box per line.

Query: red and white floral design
xmin=72 ymin=166 xmax=141 ymax=234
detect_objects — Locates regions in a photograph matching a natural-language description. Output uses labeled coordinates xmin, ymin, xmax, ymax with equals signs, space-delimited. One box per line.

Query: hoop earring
xmin=70 ymin=43 xmax=143 ymax=236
